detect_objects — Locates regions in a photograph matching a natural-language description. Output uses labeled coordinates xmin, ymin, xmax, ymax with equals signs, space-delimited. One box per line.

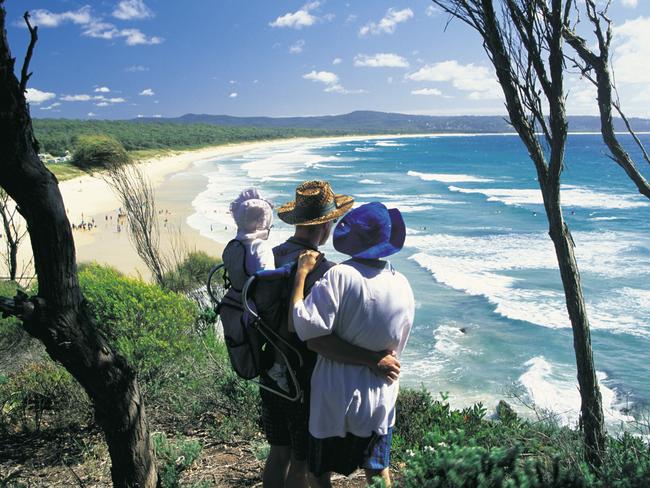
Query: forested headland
xmin=33 ymin=119 xmax=351 ymax=157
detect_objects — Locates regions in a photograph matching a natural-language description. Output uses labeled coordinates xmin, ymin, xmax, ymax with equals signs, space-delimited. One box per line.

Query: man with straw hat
xmin=261 ymin=182 xmax=402 ymax=488
xmin=289 ymin=202 xmax=415 ymax=488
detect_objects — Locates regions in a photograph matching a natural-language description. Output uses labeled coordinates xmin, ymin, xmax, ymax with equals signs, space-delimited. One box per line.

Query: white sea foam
xmin=375 ymin=140 xmax=406 ymax=147
xmin=449 ymin=185 xmax=649 ymax=209
xmin=402 ymin=324 xmax=478 ymax=378
xmin=408 ymin=170 xmax=494 ymax=183
xmin=241 ymin=146 xmax=353 ymax=179
xmin=359 ymin=179 xmax=382 ymax=185
xmin=354 ymin=193 xmax=464 ymax=206
xmin=260 ymin=176 xmax=302 ymax=182
xmin=407 ymin=231 xmax=650 ymax=336
xmin=590 ymin=216 xmax=621 ymax=221
xmin=519 ymin=356 xmax=633 ymax=426
xmin=354 ymin=147 xmax=379 ymax=152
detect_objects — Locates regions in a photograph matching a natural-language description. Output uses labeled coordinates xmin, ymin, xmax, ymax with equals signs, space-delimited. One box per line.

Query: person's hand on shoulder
xmin=297 ymin=250 xmax=321 ymax=275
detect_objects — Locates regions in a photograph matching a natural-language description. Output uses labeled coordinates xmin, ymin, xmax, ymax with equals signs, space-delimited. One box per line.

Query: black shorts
xmin=260 ymin=387 xmax=309 ymax=461
xmin=308 ymin=428 xmax=394 ymax=477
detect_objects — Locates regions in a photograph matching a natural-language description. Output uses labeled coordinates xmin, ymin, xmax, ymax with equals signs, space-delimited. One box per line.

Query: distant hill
xmin=132 ymin=110 xmax=650 ymax=133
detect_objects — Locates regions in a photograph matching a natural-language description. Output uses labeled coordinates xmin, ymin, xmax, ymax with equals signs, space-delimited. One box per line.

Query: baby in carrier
xmin=228 ymin=188 xmax=289 ymax=392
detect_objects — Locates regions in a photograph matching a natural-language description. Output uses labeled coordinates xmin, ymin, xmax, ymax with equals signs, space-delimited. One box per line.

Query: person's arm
xmin=288 ymin=250 xmax=320 ymax=332
xmin=290 ymin=250 xmax=400 ymax=383
xmin=307 ymin=335 xmax=400 ymax=383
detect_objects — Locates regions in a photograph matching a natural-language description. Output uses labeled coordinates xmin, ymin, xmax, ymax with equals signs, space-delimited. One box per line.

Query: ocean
xmin=186 ymin=134 xmax=650 ymax=428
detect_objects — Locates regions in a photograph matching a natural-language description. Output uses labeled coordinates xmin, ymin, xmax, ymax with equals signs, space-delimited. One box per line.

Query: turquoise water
xmin=187 ymin=134 xmax=650 ymax=426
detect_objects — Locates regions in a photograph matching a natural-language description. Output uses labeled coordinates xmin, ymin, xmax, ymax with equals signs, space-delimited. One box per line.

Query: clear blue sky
xmin=6 ymin=0 xmax=650 ymax=119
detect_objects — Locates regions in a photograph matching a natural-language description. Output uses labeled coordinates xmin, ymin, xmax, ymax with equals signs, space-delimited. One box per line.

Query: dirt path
xmin=0 ymin=428 xmax=368 ymax=487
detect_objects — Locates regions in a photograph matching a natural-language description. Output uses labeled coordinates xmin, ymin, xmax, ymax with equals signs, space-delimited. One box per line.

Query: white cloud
xmin=137 ymin=114 xmax=144 ymax=118
xmin=82 ymin=22 xmax=162 ymax=45
xmin=566 ymin=80 xmax=598 ymax=115
xmin=126 ymin=65 xmax=149 ymax=72
xmin=87 ymin=112 xmax=97 ymax=117
xmin=411 ymin=88 xmax=443 ymax=96
xmin=406 ymin=60 xmax=502 ymax=99
xmin=425 ymin=5 xmax=441 ymax=17
xmin=229 ymin=92 xmax=238 ymax=98
xmin=120 ymin=28 xmax=163 ymax=45
xmin=153 ymin=114 xmax=162 ymax=118
xmin=303 ymin=70 xmax=339 ymax=84
xmin=30 ymin=6 xmax=92 ymax=27
xmin=303 ymin=70 xmax=364 ymax=94
xmin=612 ymin=17 xmax=650 ymax=84
xmin=25 ymin=88 xmax=56 ymax=104
xmin=113 ymin=0 xmax=153 ymax=20
xmin=40 ymin=102 xmax=62 ymax=110
xmin=290 ymin=40 xmax=306 ymax=54
xmin=139 ymin=88 xmax=155 ymax=96
xmin=622 ymin=0 xmax=638 ymax=7
xmin=31 ymin=6 xmax=161 ymax=46
xmin=332 ymin=57 xmax=342 ymax=65
xmin=359 ymin=8 xmax=413 ymax=36
xmin=60 ymin=94 xmax=92 ymax=102
xmin=270 ymin=2 xmax=320 ymax=29
xmin=94 ymin=96 xmax=126 ymax=105
xmin=323 ymin=84 xmax=366 ymax=94
xmin=354 ymin=53 xmax=409 ymax=68
xmin=94 ymin=86 xmax=111 ymax=93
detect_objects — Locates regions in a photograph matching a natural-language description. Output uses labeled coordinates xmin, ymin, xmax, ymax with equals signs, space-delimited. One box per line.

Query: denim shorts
xmin=308 ymin=427 xmax=393 ymax=477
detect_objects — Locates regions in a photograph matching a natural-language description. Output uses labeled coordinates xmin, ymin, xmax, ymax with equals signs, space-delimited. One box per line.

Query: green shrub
xmin=394 ymin=389 xmax=487 ymax=462
xmin=78 ymin=263 xmax=199 ymax=383
xmin=595 ymin=433 xmax=650 ymax=487
xmin=72 ymin=134 xmax=130 ymax=169
xmin=397 ymin=430 xmax=586 ymax=487
xmin=0 ymin=361 xmax=90 ymax=433
xmin=163 ymin=251 xmax=221 ymax=293
xmin=152 ymin=433 xmax=202 ymax=488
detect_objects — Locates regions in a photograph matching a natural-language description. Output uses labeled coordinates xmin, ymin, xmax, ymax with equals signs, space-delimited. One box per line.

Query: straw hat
xmin=278 ymin=180 xmax=354 ymax=225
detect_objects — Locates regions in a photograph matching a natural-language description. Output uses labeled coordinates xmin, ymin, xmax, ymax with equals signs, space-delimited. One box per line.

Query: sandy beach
xmin=45 ymin=134 xmax=427 ymax=279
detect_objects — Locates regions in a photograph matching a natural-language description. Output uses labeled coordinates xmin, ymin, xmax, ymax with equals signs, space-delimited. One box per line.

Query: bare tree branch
xmin=19 ymin=11 xmax=38 ymax=93
xmin=562 ymin=0 xmax=650 ymax=199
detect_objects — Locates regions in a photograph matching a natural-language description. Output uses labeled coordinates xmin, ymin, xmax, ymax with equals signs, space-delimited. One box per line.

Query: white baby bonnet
xmin=230 ymin=188 xmax=274 ymax=241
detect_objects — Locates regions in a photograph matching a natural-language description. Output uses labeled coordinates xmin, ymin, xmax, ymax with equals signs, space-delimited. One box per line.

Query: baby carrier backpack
xmin=207 ymin=239 xmax=304 ymax=401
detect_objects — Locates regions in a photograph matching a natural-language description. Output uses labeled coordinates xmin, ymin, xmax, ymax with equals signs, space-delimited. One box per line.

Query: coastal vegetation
xmin=71 ymin=134 xmax=130 ymax=170
xmin=33 ymin=119 xmax=348 ymax=157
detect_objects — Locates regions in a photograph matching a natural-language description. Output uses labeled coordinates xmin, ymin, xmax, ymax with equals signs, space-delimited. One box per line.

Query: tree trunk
xmin=0 ymin=3 xmax=158 ymax=486
xmin=546 ymin=203 xmax=605 ymax=465
xmin=9 ymin=241 xmax=16 ymax=281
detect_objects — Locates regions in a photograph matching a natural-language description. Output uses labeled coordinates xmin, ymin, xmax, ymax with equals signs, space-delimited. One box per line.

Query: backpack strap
xmin=222 ymin=238 xmax=251 ymax=292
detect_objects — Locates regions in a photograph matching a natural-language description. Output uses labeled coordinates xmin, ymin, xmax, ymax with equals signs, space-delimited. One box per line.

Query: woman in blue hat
xmin=289 ymin=202 xmax=415 ymax=487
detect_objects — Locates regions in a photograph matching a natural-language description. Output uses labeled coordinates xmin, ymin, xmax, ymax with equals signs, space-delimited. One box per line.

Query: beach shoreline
xmin=38 ymin=129 xmax=650 ymax=280
xmin=56 ymin=133 xmax=439 ymax=278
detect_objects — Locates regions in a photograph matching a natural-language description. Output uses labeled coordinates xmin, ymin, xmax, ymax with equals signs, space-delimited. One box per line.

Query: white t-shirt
xmin=292 ymin=259 xmax=415 ymax=439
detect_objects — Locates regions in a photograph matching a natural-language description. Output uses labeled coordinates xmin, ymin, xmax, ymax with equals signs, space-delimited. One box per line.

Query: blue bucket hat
xmin=333 ymin=202 xmax=406 ymax=259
